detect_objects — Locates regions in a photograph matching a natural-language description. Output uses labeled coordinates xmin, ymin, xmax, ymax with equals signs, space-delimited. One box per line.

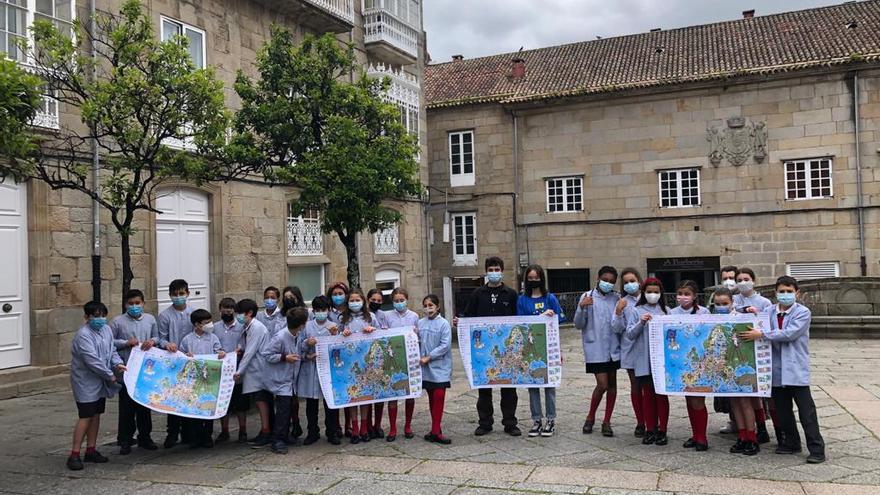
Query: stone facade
xmin=19 ymin=0 xmax=429 ymax=370
xmin=427 ymin=67 xmax=880 ymax=315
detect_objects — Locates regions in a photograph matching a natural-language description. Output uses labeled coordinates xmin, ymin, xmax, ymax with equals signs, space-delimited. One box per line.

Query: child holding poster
xmin=612 ymin=268 xmax=645 ymax=438
xmin=419 ymin=294 xmax=453 ymax=445
xmin=298 ymin=296 xmax=341 ymax=445
xmin=340 ymin=288 xmax=378 ymax=444
xmin=382 ymin=288 xmax=420 ymax=442
xmin=670 ymin=280 xmax=711 ymax=452
xmin=264 ymin=307 xmax=307 ymax=454
xmin=179 ymin=309 xmax=226 ymax=449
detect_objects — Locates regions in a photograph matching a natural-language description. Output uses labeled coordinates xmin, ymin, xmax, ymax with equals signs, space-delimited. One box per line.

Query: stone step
xmin=0 ymin=366 xmax=44 ymax=386
xmin=809 ymin=316 xmax=880 ymax=339
xmin=0 ymin=373 xmax=69 ymax=400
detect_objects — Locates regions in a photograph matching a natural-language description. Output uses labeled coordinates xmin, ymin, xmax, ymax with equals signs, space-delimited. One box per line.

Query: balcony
xmin=287 ymin=209 xmax=324 ymax=256
xmin=363 ymin=0 xmax=420 ymax=65
xmin=254 ymin=0 xmax=354 ymax=33
xmin=367 ymin=63 xmax=419 ymax=138
xmin=373 ymin=225 xmax=399 ymax=255
xmin=20 ymin=64 xmax=59 ymax=130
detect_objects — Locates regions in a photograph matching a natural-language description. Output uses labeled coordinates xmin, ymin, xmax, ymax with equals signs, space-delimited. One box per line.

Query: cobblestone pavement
xmin=1 ymin=331 xmax=879 ymax=495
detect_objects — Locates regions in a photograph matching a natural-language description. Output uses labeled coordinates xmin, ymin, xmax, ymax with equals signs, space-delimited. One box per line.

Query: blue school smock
xmin=262 ymin=329 xmax=301 ymax=397
xmin=611 ymin=293 xmax=639 ymax=369
xmin=670 ymin=305 xmax=710 ymax=315
xmin=156 ymin=305 xmax=194 ymax=349
xmin=328 ymin=307 xmax=345 ymax=323
xmin=214 ymin=319 xmax=244 ymax=353
xmin=238 ymin=319 xmax=272 ymax=394
xmin=179 ymin=331 xmax=222 ymax=356
xmin=763 ymin=302 xmax=812 ymax=387
xmin=573 ymin=289 xmax=621 ymax=363
xmin=419 ymin=316 xmax=452 ymax=383
xmin=340 ymin=312 xmax=376 ymax=334
xmin=380 ymin=309 xmax=420 ymax=329
xmin=296 ymin=319 xmax=337 ymax=400
xmin=110 ymin=312 xmax=158 ymax=364
xmin=733 ymin=292 xmax=773 ymax=312
xmin=516 ymin=293 xmax=565 ymax=323
xmin=624 ymin=304 xmax=668 ymax=377
xmin=256 ymin=307 xmax=284 ymax=337
xmin=70 ymin=323 xmax=123 ymax=403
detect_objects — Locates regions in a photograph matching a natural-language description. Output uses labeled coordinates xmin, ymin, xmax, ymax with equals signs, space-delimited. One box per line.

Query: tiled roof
xmin=426 ymin=1 xmax=880 ymax=108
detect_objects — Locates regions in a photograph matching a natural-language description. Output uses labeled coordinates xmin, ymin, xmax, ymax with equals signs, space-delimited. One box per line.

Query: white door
xmin=155 ymin=188 xmax=210 ymax=312
xmin=0 ymin=180 xmax=30 ymax=369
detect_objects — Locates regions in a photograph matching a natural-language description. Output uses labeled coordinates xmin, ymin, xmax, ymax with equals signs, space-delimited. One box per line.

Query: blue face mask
xmin=486 ymin=272 xmax=503 ymax=284
xmin=314 ymin=311 xmax=328 ymax=322
xmin=777 ymin=292 xmax=796 ymax=307
xmin=127 ymin=305 xmax=143 ymax=318
xmin=89 ymin=317 xmax=107 ymax=330
xmin=598 ymin=280 xmax=615 ymax=294
xmin=348 ymin=301 xmax=364 ymax=313
xmin=714 ymin=305 xmax=731 ymax=314
xmin=623 ymin=282 xmax=640 ymax=295
xmin=393 ymin=301 xmax=408 ymax=312
xmin=171 ymin=295 xmax=187 ymax=307
xmin=264 ymin=298 xmax=277 ymax=310
xmin=235 ymin=313 xmax=246 ymax=325
xmin=331 ymin=295 xmax=346 ymax=306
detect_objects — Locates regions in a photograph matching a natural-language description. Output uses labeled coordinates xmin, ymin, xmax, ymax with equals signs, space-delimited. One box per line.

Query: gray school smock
xmin=611 ymin=293 xmax=639 ymax=369
xmin=214 ymin=320 xmax=244 ymax=353
xmin=256 ymin=307 xmax=284 ymax=337
xmin=179 ymin=331 xmax=222 ymax=356
xmin=419 ymin=316 xmax=453 ymax=383
xmin=764 ymin=303 xmax=813 ymax=387
xmin=340 ymin=312 xmax=376 ymax=334
xmin=296 ymin=319 xmax=337 ymax=400
xmin=110 ymin=313 xmax=158 ymax=364
xmin=157 ymin=305 xmax=194 ymax=349
xmin=328 ymin=307 xmax=345 ymax=323
xmin=573 ymin=289 xmax=621 ymax=363
xmin=70 ymin=323 xmax=124 ymax=403
xmin=238 ymin=319 xmax=272 ymax=394
xmin=733 ymin=292 xmax=773 ymax=312
xmin=380 ymin=309 xmax=419 ymax=329
xmin=669 ymin=305 xmax=710 ymax=315
xmin=262 ymin=330 xmax=301 ymax=397
xmin=624 ymin=305 xmax=668 ymax=377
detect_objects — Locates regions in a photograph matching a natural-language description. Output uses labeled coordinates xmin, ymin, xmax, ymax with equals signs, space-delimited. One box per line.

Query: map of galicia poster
xmin=648 ymin=314 xmax=772 ymax=397
xmin=123 ymin=347 xmax=237 ymax=419
xmin=316 ymin=327 xmax=422 ymax=409
xmin=458 ymin=315 xmax=562 ymax=389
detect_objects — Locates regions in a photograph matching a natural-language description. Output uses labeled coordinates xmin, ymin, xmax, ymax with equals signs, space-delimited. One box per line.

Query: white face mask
xmin=737 ymin=281 xmax=754 ymax=293
xmin=645 ymin=293 xmax=661 ymax=304
xmin=721 ymin=279 xmax=736 ymax=290
xmin=201 ymin=322 xmax=214 ymax=333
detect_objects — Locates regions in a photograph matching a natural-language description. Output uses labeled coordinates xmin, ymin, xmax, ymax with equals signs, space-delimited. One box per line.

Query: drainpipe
xmin=90 ymin=0 xmax=101 ymax=301
xmin=853 ymin=72 xmax=867 ymax=276
xmin=512 ymin=112 xmax=521 ymax=272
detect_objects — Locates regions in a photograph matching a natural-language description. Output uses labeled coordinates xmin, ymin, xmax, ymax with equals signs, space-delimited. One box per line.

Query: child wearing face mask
xmin=574 ymin=266 xmax=622 ymax=437
xmin=612 ymin=268 xmax=645 ymax=438
xmin=179 ymin=309 xmax=226 ymax=449
xmin=256 ymin=286 xmax=284 ymax=337
xmin=157 ymin=278 xmax=194 ymax=448
xmin=298 ymin=296 xmax=341 ymax=445
xmin=715 ymin=266 xmax=739 ymax=435
xmin=626 ymin=278 xmax=669 ymax=446
xmin=214 ymin=298 xmax=249 ymax=443
xmin=281 ymin=286 xmax=306 ymax=315
xmin=234 ymin=299 xmax=275 ymax=447
xmin=340 ymin=289 xmax=379 ymax=443
xmin=263 ymin=308 xmax=307 ymax=454
xmin=671 ymin=280 xmax=711 ymax=451
xmin=364 ymin=288 xmax=387 ymax=438
xmin=516 ymin=264 xmax=564 ymax=437
xmin=381 ymin=288 xmax=420 ymax=442
xmin=419 ymin=294 xmax=453 ymax=444
xmin=325 ymin=282 xmax=351 ymax=434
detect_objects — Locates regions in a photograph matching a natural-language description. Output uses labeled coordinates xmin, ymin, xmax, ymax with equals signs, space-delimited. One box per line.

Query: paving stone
xmin=658 ymin=473 xmax=803 ymax=495
xmin=301 ymin=453 xmax=422 ymax=473
xmin=127 ymin=464 xmax=246 ymax=487
xmin=322 ymin=479 xmax=457 ymax=495
xmin=410 ymin=459 xmax=534 ymax=482
xmin=527 ymin=466 xmax=658 ymax=490
xmin=802 ymin=482 xmax=880 ymax=495
xmin=226 ymin=471 xmax=341 ymax=493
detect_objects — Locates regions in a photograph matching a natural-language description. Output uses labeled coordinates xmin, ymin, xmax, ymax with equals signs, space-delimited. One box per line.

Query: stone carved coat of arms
xmin=707 ymin=117 xmax=768 ymax=167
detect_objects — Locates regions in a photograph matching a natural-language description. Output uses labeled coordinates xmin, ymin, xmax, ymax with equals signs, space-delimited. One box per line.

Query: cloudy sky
xmin=423 ymin=0 xmax=849 ymax=64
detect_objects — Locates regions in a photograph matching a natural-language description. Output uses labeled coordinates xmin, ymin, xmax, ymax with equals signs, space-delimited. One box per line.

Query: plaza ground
xmin=1 ymin=331 xmax=879 ymax=495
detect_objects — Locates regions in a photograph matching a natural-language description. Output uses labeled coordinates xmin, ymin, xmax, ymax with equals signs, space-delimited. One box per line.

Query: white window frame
xmin=449 ymin=130 xmax=475 ymax=187
xmin=785 ymin=261 xmax=839 ymax=280
xmin=160 ymin=16 xmax=207 ymax=69
xmin=451 ymin=212 xmax=477 ymax=266
xmin=658 ymin=168 xmax=701 ymax=208
xmin=545 ymin=176 xmax=584 ymax=213
xmin=375 ymin=268 xmax=402 ymax=298
xmin=784 ymin=158 xmax=833 ymax=201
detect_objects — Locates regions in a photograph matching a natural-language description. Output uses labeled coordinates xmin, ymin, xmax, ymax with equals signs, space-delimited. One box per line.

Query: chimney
xmin=451 ymin=54 xmax=463 ymax=62
xmin=650 ymin=28 xmax=661 ymax=32
xmin=742 ymin=9 xmax=755 ymax=19
xmin=511 ymin=57 xmax=526 ymax=80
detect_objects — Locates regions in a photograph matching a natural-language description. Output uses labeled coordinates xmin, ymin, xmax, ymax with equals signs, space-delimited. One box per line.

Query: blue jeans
xmin=528 ymin=387 xmax=557 ymax=421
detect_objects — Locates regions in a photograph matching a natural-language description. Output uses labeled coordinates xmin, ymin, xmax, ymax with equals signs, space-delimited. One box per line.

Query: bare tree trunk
xmin=120 ymin=229 xmax=133 ymax=311
xmin=340 ymin=231 xmax=360 ymax=289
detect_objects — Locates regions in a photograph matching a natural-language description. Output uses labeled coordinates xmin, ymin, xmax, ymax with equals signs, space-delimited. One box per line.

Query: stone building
xmin=425 ymin=2 xmax=880 ymax=318
xmin=0 ymin=0 xmax=428 ymax=384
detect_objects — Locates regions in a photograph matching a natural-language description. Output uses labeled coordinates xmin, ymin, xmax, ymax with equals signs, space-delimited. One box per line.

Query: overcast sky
xmin=423 ymin=0 xmax=850 ymax=64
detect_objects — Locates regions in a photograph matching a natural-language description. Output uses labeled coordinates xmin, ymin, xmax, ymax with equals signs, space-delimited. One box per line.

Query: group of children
xmin=66 ymin=259 xmax=826 ymax=470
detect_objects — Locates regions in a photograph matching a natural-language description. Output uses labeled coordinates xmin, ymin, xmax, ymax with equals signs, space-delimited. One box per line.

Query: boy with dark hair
xmin=298 ymin=295 xmax=341 ymax=444
xmin=110 ymin=289 xmax=159 ymax=454
xmin=257 ymin=286 xmax=284 ymax=336
xmin=235 ymin=298 xmax=275 ymax=447
xmin=215 ymin=297 xmax=248 ymax=443
xmin=67 ymin=301 xmax=126 ymax=471
xmin=740 ymin=276 xmax=825 ymax=464
xmin=179 ymin=309 xmax=226 ymax=448
xmin=264 ymin=307 xmax=309 ymax=454
xmin=157 ymin=278 xmax=194 ymax=448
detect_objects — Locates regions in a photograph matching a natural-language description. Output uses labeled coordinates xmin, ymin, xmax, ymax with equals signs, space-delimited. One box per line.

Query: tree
xmin=0 ymin=58 xmax=43 ymax=177
xmin=0 ymin=0 xmax=229 ymax=304
xmin=228 ymin=30 xmax=421 ymax=288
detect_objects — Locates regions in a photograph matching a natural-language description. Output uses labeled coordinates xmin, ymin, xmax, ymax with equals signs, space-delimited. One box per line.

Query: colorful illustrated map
xmin=649 ymin=314 xmax=772 ymax=397
xmin=316 ymin=327 xmax=422 ymax=409
xmin=124 ymin=347 xmax=237 ymax=419
xmin=458 ymin=316 xmax=562 ymax=389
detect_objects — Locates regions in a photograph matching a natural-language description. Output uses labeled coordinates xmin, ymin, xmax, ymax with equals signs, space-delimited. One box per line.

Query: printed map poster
xmin=124 ymin=347 xmax=237 ymax=419
xmin=648 ymin=314 xmax=772 ymax=397
xmin=458 ymin=315 xmax=562 ymax=389
xmin=316 ymin=327 xmax=422 ymax=409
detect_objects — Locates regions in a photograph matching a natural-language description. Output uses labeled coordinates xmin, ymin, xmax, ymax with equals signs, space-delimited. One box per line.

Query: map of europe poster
xmin=458 ymin=316 xmax=562 ymax=389
xmin=123 ymin=347 xmax=237 ymax=419
xmin=648 ymin=314 xmax=772 ymax=397
xmin=315 ymin=327 xmax=422 ymax=409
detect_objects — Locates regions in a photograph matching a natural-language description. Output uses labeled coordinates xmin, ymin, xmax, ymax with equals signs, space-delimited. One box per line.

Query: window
xmin=374 ymin=225 xmax=399 ymax=255
xmin=1 ymin=1 xmax=73 ymax=63
xmin=161 ymin=17 xmax=205 ymax=69
xmin=449 ymin=130 xmax=474 ymax=187
xmin=34 ymin=0 xmax=72 ymax=37
xmin=287 ymin=206 xmax=323 ymax=256
xmin=288 ymin=264 xmax=325 ymax=303
xmin=658 ymin=168 xmax=700 ymax=208
xmin=785 ymin=158 xmax=833 ymax=200
xmin=547 ymin=268 xmax=591 ymax=294
xmin=451 ymin=212 xmax=476 ymax=265
xmin=375 ymin=269 xmax=401 ymax=309
xmin=786 ymin=261 xmax=839 ymax=280
xmin=546 ymin=176 xmax=583 ymax=213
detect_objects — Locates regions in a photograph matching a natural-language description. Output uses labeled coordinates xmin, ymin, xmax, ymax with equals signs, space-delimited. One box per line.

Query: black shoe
xmin=373 ymin=428 xmax=385 ymax=439
xmin=215 ymin=431 xmax=230 ymax=443
xmin=601 ymin=423 xmax=614 ymax=437
xmin=270 ymin=441 xmax=288 ymax=454
xmin=83 ymin=450 xmax=109 ymax=463
xmin=642 ymin=432 xmax=656 ymax=445
xmin=285 ymin=435 xmax=301 ymax=446
xmin=66 ymin=455 xmax=84 ymax=471
xmin=424 ymin=433 xmax=436 ymax=442
xmin=303 ymin=434 xmax=320 ymax=446
xmin=730 ymin=439 xmax=746 ymax=454
xmin=806 ymin=453 xmax=826 ymax=464
xmin=528 ymin=420 xmax=542 ymax=437
xmin=163 ymin=435 xmax=177 ymax=449
xmin=404 ymin=431 xmax=415 ymax=439
xmin=201 ymin=438 xmax=214 ymax=448
xmin=634 ymin=425 xmax=646 ymax=438
xmin=504 ymin=425 xmax=522 ymax=437
xmin=434 ymin=435 xmax=452 ymax=445
xmin=350 ymin=435 xmax=360 ymax=445
xmin=248 ymin=434 xmax=272 ymax=448
xmin=327 ymin=435 xmax=341 ymax=445
xmin=237 ymin=432 xmax=248 ymax=443
xmin=541 ymin=420 xmax=556 ymax=437
xmin=137 ymin=438 xmax=158 ymax=450
xmin=474 ymin=426 xmax=493 ymax=436
xmin=119 ymin=443 xmax=132 ymax=455
xmin=360 ymin=432 xmax=371 ymax=443
xmin=291 ymin=422 xmax=303 ymax=439
xmin=344 ymin=427 xmax=352 ymax=438
xmin=654 ymin=431 xmax=668 ymax=446
xmin=756 ymin=426 xmax=770 ymax=444
xmin=386 ymin=434 xmax=397 ymax=442
xmin=683 ymin=438 xmax=697 ymax=449
xmin=694 ymin=442 xmax=709 ymax=452
xmin=775 ymin=444 xmax=803 ymax=455
xmin=742 ymin=441 xmax=759 ymax=456
xmin=582 ymin=420 xmax=594 ymax=434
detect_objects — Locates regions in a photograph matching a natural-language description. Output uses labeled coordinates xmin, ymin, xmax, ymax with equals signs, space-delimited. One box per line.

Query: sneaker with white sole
xmin=541 ymin=420 xmax=556 ymax=437
xmin=528 ymin=420 xmax=542 ymax=437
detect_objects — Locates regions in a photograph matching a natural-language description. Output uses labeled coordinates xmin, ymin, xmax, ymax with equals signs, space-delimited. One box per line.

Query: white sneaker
xmin=541 ymin=420 xmax=556 ymax=437
xmin=528 ymin=420 xmax=542 ymax=437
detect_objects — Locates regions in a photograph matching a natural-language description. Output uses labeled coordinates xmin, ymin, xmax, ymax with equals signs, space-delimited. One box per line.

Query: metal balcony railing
xmin=373 ymin=226 xmax=399 ymax=255
xmin=363 ymin=3 xmax=420 ymax=60
xmin=304 ymin=0 xmax=355 ymax=24
xmin=287 ymin=212 xmax=324 ymax=256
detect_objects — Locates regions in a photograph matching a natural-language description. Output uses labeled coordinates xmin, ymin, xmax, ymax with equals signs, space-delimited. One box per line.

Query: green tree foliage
xmin=0 ymin=58 xmax=42 ymax=179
